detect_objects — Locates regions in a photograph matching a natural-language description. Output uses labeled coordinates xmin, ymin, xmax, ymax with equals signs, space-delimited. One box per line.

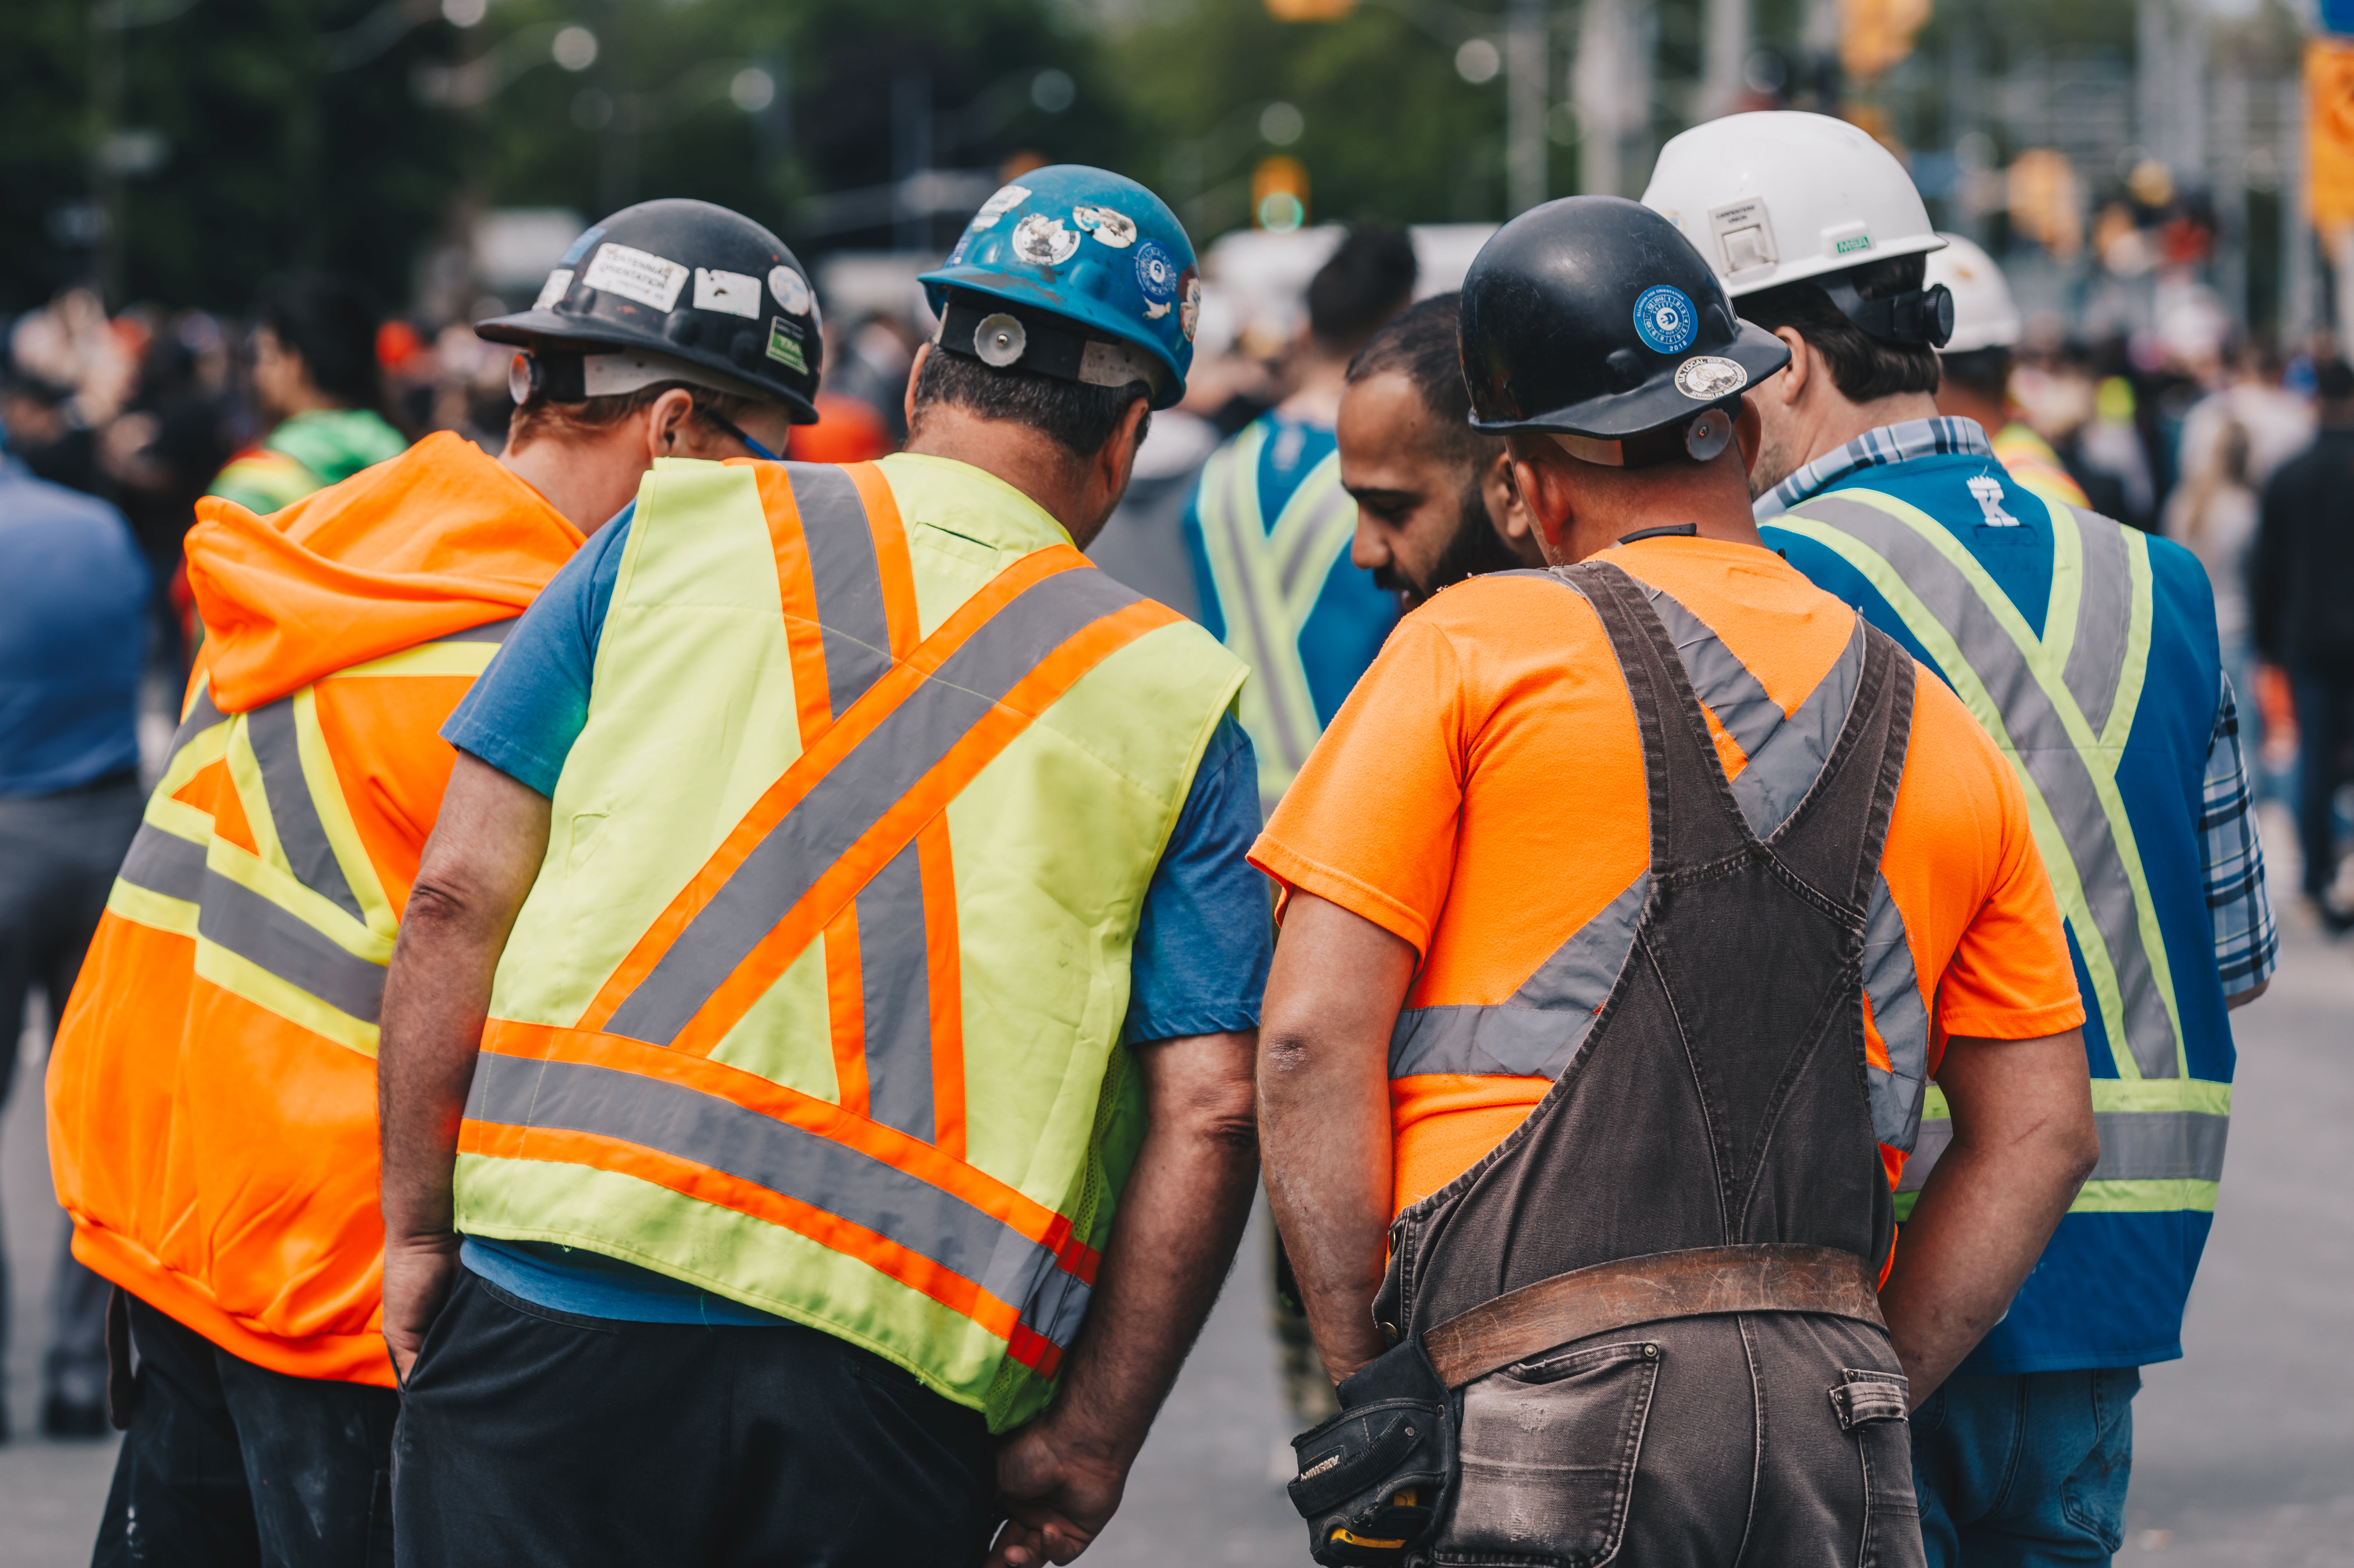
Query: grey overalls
xmin=1375 ymin=558 xmax=1927 ymax=1566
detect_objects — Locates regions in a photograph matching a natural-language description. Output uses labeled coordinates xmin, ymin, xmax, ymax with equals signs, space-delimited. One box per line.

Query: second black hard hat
xmin=477 ymin=198 xmax=822 ymax=422
xmin=1460 ymin=195 xmax=1790 ymax=466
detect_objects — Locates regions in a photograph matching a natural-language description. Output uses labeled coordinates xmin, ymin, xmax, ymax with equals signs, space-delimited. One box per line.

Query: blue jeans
xmin=1911 ymin=1368 xmax=2140 ymax=1567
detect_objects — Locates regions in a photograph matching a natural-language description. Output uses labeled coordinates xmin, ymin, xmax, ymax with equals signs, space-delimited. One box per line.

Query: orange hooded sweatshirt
xmin=48 ymin=432 xmax=582 ymax=1386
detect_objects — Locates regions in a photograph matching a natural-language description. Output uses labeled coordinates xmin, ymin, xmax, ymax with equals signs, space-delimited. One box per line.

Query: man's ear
xmin=903 ymin=343 xmax=932 ymax=432
xmin=1769 ymin=327 xmax=1810 ymax=406
xmin=1482 ymin=449 xmax=1545 ymax=563
xmin=1096 ymin=396 xmax=1151 ymax=496
xmin=645 ymin=386 xmax=699 ymax=460
xmin=1507 ymin=448 xmax=1576 ymax=565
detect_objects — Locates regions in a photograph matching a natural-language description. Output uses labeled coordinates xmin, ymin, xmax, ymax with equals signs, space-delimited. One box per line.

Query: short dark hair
xmin=1735 ymin=255 xmax=1941 ymax=403
xmin=1308 ymin=225 xmax=1418 ymax=356
xmin=1345 ymin=292 xmax=1493 ymax=466
xmin=257 ymin=276 xmax=384 ymax=407
xmin=507 ymin=378 xmax=769 ymax=452
xmin=908 ymin=346 xmax=1147 ymax=459
xmin=1939 ymin=346 xmax=2012 ymax=403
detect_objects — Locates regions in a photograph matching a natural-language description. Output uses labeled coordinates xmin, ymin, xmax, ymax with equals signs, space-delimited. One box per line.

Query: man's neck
xmin=1798 ymin=389 xmax=1941 ymax=470
xmin=903 ymin=407 xmax=1094 ymax=542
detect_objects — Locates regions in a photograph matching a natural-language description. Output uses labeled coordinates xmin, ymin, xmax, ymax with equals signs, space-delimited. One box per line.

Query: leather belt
xmin=1420 ymin=1243 xmax=1887 ymax=1388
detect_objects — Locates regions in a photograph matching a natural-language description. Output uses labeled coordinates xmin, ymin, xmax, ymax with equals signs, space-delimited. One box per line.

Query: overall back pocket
xmin=1436 ymin=1340 xmax=1662 ymax=1567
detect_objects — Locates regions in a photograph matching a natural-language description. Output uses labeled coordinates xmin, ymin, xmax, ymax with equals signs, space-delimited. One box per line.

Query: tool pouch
xmin=1286 ymin=1336 xmax=1455 ymax=1567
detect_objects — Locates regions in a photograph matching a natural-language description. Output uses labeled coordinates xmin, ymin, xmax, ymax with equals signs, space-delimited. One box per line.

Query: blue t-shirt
xmin=0 ymin=459 xmax=149 ymax=796
xmin=445 ymin=505 xmax=1272 ymax=1324
xmin=1764 ymin=450 xmax=2230 ymax=1374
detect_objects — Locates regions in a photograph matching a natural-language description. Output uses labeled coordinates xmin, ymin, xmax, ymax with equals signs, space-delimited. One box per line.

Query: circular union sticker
xmin=1673 ymin=356 xmax=1748 ymax=400
xmin=1633 ymin=285 xmax=1698 ymax=355
xmin=1134 ymin=242 xmax=1178 ymax=303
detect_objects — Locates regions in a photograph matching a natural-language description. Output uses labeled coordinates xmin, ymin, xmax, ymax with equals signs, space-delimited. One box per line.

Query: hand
xmin=984 ymin=1418 xmax=1129 ymax=1568
xmin=381 ymin=1233 xmax=462 ymax=1383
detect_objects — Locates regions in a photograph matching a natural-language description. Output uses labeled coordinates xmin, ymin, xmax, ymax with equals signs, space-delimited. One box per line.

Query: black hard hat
xmin=1461 ymin=195 xmax=1790 ymax=466
xmin=477 ymin=199 xmax=822 ymax=423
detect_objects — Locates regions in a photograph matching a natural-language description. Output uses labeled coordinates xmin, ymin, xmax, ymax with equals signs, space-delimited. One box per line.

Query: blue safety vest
xmin=1764 ymin=451 xmax=2231 ymax=1373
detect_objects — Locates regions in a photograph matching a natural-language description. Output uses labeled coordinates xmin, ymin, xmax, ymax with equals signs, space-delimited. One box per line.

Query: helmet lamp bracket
xmin=1816 ymin=276 xmax=1955 ymax=349
xmin=934 ymin=294 xmax=1168 ymax=402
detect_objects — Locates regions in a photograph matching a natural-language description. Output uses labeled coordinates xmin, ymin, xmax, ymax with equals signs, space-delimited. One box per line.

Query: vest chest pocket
xmin=1830 ymin=1369 xmax=1924 ymax=1568
xmin=1435 ymin=1340 xmax=1661 ymax=1568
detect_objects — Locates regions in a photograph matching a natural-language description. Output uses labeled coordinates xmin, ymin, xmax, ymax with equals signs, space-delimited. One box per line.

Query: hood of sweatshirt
xmin=188 ymin=431 xmax=585 ymax=713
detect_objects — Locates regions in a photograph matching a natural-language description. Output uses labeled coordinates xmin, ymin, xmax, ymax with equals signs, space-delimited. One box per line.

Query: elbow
xmin=2062 ymin=1117 xmax=2103 ymax=1189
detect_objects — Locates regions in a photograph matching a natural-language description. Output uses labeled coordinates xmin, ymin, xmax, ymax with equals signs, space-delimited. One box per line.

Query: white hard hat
xmin=1922 ymin=233 xmax=2021 ymax=354
xmin=1639 ymin=111 xmax=1945 ymax=299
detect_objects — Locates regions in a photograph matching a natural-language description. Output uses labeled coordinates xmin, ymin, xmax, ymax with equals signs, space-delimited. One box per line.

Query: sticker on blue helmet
xmin=1135 ymin=242 xmax=1178 ymax=304
xmin=1013 ymin=214 xmax=1080 ymax=267
xmin=971 ymin=185 xmax=1030 ymax=231
xmin=1074 ymin=205 xmax=1138 ymax=249
xmin=1633 ymin=285 xmax=1698 ymax=355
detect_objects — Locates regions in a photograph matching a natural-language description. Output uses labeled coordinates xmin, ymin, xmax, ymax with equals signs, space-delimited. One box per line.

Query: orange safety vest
xmin=48 ymin=434 xmax=582 ymax=1386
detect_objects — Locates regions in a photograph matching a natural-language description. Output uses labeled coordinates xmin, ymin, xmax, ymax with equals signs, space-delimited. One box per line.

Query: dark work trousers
xmin=2290 ymin=664 xmax=2354 ymax=901
xmin=0 ymin=773 xmax=142 ymax=1428
xmin=1911 ymin=1368 xmax=2140 ymax=1567
xmin=94 ymin=1294 xmax=398 ymax=1567
xmin=392 ymin=1271 xmax=999 ymax=1568
xmin=1377 ymin=563 xmax=1925 ymax=1565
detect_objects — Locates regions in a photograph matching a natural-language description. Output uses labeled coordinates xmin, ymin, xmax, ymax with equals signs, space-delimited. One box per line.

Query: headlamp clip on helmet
xmin=1817 ymin=276 xmax=1955 ymax=349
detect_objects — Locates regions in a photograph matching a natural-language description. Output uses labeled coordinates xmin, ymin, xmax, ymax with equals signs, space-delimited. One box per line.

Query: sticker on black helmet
xmin=1673 ymin=356 xmax=1747 ymax=400
xmin=582 ymin=242 xmax=689 ymax=313
xmin=971 ymin=185 xmax=1030 ymax=231
xmin=1135 ymin=242 xmax=1178 ymax=304
xmin=694 ymin=267 xmax=762 ymax=320
xmin=766 ymin=317 xmax=808 ymax=374
xmin=534 ymin=269 xmax=574 ymax=310
xmin=1073 ymin=206 xmax=1137 ymax=249
xmin=1013 ymin=214 xmax=1080 ymax=267
xmin=1634 ymin=285 xmax=1698 ymax=355
xmin=558 ymin=226 xmax=604 ymax=266
xmin=769 ymin=267 xmax=812 ymax=315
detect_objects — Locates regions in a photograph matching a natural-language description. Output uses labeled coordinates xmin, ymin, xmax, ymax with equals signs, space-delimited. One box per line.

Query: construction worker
xmin=1645 ymin=110 xmax=2279 ymax=1563
xmin=1258 ymin=195 xmax=2098 ymax=1566
xmin=1185 ymin=224 xmax=1417 ymax=815
xmin=1919 ymin=233 xmax=2092 ymax=509
xmin=1338 ymin=292 xmax=1542 ymax=606
xmin=46 ymin=199 xmax=812 ymax=1564
xmin=207 ymin=275 xmax=408 ymax=515
xmin=376 ymin=167 xmax=1268 ymax=1568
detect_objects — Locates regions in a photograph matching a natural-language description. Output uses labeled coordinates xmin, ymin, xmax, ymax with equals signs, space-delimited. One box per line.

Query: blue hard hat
xmin=920 ymin=166 xmax=1199 ymax=410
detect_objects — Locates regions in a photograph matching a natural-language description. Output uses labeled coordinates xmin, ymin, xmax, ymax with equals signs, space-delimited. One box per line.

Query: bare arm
xmin=378 ymin=752 xmax=552 ymax=1379
xmin=989 ymin=1026 xmax=1260 ymax=1568
xmin=1256 ymin=893 xmax=1419 ymax=1388
xmin=1878 ymin=1027 xmax=2099 ymax=1404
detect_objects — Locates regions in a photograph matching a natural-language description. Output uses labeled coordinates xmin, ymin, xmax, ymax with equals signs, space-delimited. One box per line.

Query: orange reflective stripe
xmin=840 ymin=461 xmax=919 ymax=660
xmin=917 ymin=817 xmax=967 ymax=1162
xmin=752 ymin=465 xmax=841 ymax=749
xmin=664 ymin=594 xmax=1176 ymax=1058
xmin=823 ymin=903 xmax=871 ymax=1118
xmin=578 ymin=545 xmax=1097 ymax=1031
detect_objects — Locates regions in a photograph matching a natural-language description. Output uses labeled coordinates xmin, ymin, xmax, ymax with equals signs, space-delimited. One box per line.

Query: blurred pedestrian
xmin=46 ymin=199 xmax=810 ymax=1566
xmin=378 ymin=169 xmax=1261 ymax=1568
xmin=0 ymin=425 xmax=149 ymax=1441
xmin=2252 ymin=358 xmax=2354 ymax=932
xmin=1338 ymin=292 xmax=1541 ymax=609
xmin=1655 ymin=109 xmax=2276 ymax=1565
xmin=1184 ymin=223 xmax=1416 ymax=818
xmin=207 ymin=276 xmax=407 ymax=516
xmin=1923 ymin=234 xmax=2091 ymax=508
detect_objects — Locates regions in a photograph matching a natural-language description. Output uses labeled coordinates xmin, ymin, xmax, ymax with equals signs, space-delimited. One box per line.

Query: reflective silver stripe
xmin=1896 ymin=1108 xmax=2227 ymax=1193
xmin=168 ymin=690 xmax=227 ymax=762
xmin=246 ymin=698 xmax=365 ymax=921
xmin=466 ymin=1053 xmax=1092 ymax=1347
xmin=1797 ymin=495 xmax=2179 ymax=1078
xmin=1861 ymin=875 xmax=1928 ymax=1151
xmin=604 ymin=564 xmax=1144 ymax=1046
xmin=789 ymin=463 xmax=895 ymax=720
xmin=1275 ymin=463 xmax=1355 ymax=601
xmin=856 ymin=839 xmax=933 ymax=1142
xmin=1639 ymin=584 xmax=1865 ymax=840
xmin=1389 ymin=871 xmax=1649 ymax=1079
xmin=1200 ymin=436 xmax=1310 ymax=773
xmin=119 ymin=820 xmax=207 ymax=902
xmin=2058 ymin=520 xmax=2132 ymax=732
xmin=442 ymin=617 xmax=518 ymax=645
xmin=194 ymin=869 xmax=385 ymax=1023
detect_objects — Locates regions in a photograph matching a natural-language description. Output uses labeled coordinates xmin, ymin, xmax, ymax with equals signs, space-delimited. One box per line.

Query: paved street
xmin=5 ymin=811 xmax=2350 ymax=1567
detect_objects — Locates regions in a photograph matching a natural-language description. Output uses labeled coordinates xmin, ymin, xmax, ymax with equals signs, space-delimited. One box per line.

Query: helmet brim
xmin=1717 ymin=232 xmax=1947 ymax=299
xmin=475 ymin=308 xmax=821 ymax=423
xmin=1469 ymin=321 xmax=1792 ymax=439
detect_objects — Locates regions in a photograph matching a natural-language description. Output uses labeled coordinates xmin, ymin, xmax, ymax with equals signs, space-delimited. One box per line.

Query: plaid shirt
xmin=1763 ymin=418 xmax=2279 ymax=997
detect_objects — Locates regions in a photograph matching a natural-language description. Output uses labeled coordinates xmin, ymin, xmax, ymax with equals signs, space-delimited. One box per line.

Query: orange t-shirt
xmin=1249 ymin=538 xmax=2085 ymax=1215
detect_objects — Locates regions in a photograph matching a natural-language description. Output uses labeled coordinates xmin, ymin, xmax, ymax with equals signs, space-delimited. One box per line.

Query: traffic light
xmin=1838 ymin=0 xmax=1930 ymax=80
xmin=1253 ymin=156 xmax=1310 ymax=231
xmin=1264 ymin=0 xmax=1355 ymax=17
